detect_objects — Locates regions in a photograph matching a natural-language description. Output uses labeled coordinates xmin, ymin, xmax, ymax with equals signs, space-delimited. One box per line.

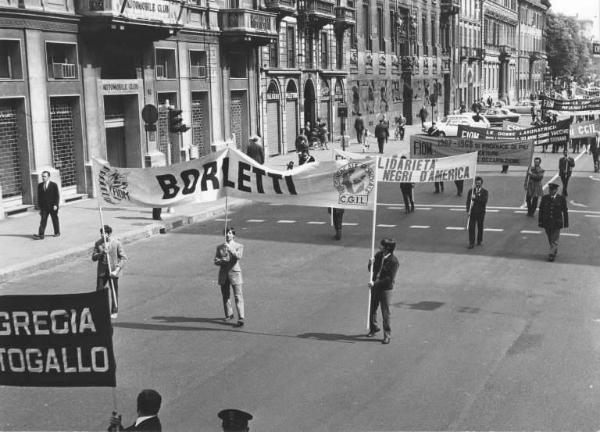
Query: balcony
xmin=441 ymin=55 xmax=451 ymax=73
xmin=76 ymin=0 xmax=184 ymax=38
xmin=264 ymin=0 xmax=297 ymax=17
xmin=460 ymin=47 xmax=485 ymax=63
xmin=219 ymin=9 xmax=278 ymax=46
xmin=300 ymin=0 xmax=335 ymax=28
xmin=530 ymin=50 xmax=543 ymax=61
xmin=499 ymin=44 xmax=514 ymax=61
xmin=52 ymin=63 xmax=76 ymax=79
xmin=440 ymin=0 xmax=460 ymax=15
xmin=334 ymin=5 xmax=356 ymax=32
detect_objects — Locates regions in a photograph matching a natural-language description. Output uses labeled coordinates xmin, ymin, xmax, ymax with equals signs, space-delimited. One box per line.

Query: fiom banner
xmin=457 ymin=119 xmax=571 ymax=148
xmin=94 ymin=148 xmax=377 ymax=210
xmin=410 ymin=135 xmax=534 ymax=166
xmin=0 ymin=290 xmax=116 ymax=387
xmin=542 ymin=96 xmax=600 ymax=112
xmin=377 ymin=152 xmax=478 ymax=183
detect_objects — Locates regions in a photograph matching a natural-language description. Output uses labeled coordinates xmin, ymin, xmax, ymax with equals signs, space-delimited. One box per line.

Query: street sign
xmin=141 ymin=104 xmax=159 ymax=124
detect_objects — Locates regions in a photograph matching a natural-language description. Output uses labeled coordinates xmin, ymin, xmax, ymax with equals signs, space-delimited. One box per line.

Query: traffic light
xmin=168 ymin=108 xmax=190 ymax=133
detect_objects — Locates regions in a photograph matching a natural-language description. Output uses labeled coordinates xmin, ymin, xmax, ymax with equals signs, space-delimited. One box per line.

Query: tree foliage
xmin=546 ymin=12 xmax=592 ymax=82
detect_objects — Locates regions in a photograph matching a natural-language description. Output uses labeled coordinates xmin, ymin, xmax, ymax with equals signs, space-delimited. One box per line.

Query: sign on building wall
xmin=100 ymin=79 xmax=143 ymax=95
xmin=593 ymin=42 xmax=600 ymax=56
xmin=115 ymin=0 xmax=182 ymax=25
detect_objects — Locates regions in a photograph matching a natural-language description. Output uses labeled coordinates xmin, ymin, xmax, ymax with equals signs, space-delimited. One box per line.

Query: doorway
xmin=303 ymin=79 xmax=316 ymax=130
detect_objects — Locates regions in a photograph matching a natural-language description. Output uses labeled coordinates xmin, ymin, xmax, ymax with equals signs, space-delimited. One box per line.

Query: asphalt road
xmin=1 ymin=165 xmax=599 ymax=431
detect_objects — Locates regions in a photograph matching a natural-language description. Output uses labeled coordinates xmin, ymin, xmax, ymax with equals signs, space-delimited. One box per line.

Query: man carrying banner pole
xmin=93 ymin=225 xmax=127 ymax=319
xmin=466 ymin=176 xmax=488 ymax=249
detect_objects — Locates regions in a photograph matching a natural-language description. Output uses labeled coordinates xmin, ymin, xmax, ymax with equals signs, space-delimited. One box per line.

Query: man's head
xmin=563 ymin=148 xmax=568 ymax=157
xmin=533 ymin=157 xmax=541 ymax=167
xmin=224 ymin=227 xmax=236 ymax=242
xmin=249 ymin=135 xmax=260 ymax=144
xmin=41 ymin=171 xmax=50 ymax=181
xmin=548 ymin=182 xmax=559 ymax=195
xmin=136 ymin=389 xmax=161 ymax=417
xmin=380 ymin=238 xmax=396 ymax=254
xmin=100 ymin=225 xmax=112 ymax=236
xmin=475 ymin=176 xmax=483 ymax=188
xmin=218 ymin=409 xmax=253 ymax=432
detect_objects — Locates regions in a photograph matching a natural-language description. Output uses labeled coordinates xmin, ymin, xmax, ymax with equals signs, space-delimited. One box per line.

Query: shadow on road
xmin=296 ymin=332 xmax=381 ymax=343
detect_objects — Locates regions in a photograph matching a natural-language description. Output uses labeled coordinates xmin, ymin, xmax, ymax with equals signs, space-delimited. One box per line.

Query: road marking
xmin=521 ymin=230 xmax=541 ymax=234
xmin=585 ymin=214 xmax=600 ymax=218
xmin=387 ymin=206 xmax=404 ymax=210
xmin=378 ymin=202 xmax=600 ymax=214
xmin=484 ymin=228 xmax=504 ymax=232
xmin=410 ymin=225 xmax=430 ymax=229
xmin=514 ymin=210 xmax=527 ymax=214
xmin=277 ymin=220 xmax=296 ymax=223
xmin=570 ymin=200 xmax=588 ymax=208
xmin=246 ymin=219 xmax=264 ymax=223
xmin=416 ymin=207 xmax=432 ymax=210
xmin=446 ymin=226 xmax=465 ymax=230
xmin=589 ymin=175 xmax=600 ymax=182
xmin=449 ymin=208 xmax=464 ymax=212
xmin=377 ymin=224 xmax=397 ymax=228
xmin=342 ymin=222 xmax=359 ymax=226
xmin=215 ymin=218 xmax=232 ymax=222
xmin=307 ymin=221 xmax=326 ymax=225
xmin=560 ymin=233 xmax=580 ymax=237
xmin=486 ymin=209 xmax=500 ymax=213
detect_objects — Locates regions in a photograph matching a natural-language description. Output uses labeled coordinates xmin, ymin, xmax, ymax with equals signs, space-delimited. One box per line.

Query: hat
xmin=548 ymin=182 xmax=559 ymax=190
xmin=218 ymin=409 xmax=253 ymax=430
xmin=249 ymin=135 xmax=260 ymax=142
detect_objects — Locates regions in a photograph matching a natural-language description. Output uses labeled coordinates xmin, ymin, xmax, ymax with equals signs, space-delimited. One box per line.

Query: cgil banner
xmin=0 ymin=290 xmax=116 ymax=387
xmin=457 ymin=119 xmax=570 ymax=148
xmin=569 ymin=119 xmax=600 ymax=138
xmin=377 ymin=151 xmax=478 ymax=183
xmin=94 ymin=148 xmax=377 ymax=210
xmin=410 ymin=135 xmax=534 ymax=166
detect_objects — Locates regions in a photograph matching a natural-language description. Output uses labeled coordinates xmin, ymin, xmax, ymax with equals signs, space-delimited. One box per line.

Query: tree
xmin=546 ymin=12 xmax=592 ymax=83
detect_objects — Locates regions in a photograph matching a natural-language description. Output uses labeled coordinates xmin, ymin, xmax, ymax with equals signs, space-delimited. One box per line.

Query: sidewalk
xmin=0 ymin=128 xmax=417 ymax=284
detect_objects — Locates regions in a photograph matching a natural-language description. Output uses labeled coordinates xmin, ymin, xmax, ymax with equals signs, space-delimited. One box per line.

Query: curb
xmin=0 ymin=198 xmax=250 ymax=284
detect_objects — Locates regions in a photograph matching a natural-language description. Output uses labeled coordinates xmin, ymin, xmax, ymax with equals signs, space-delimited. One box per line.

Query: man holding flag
xmin=466 ymin=177 xmax=488 ymax=249
xmin=93 ymin=225 xmax=127 ymax=319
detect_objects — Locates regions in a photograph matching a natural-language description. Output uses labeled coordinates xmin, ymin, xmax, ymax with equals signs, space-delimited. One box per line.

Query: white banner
xmin=115 ymin=0 xmax=182 ymax=25
xmin=94 ymin=148 xmax=376 ymax=210
xmin=376 ymin=152 xmax=479 ymax=183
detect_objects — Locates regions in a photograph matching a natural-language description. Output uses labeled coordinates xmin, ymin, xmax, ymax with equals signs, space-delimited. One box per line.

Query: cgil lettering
xmin=156 ymin=157 xmax=297 ymax=199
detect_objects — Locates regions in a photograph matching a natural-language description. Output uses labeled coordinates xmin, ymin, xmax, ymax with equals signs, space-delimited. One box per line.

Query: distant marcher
xmin=152 ymin=208 xmax=163 ymax=221
xmin=524 ymin=157 xmax=545 ymax=217
xmin=434 ymin=181 xmax=444 ymax=193
xmin=354 ymin=113 xmax=365 ymax=144
xmin=382 ymin=115 xmax=390 ymax=144
xmin=374 ymin=118 xmax=389 ymax=154
xmin=367 ymin=238 xmax=400 ymax=345
xmin=501 ymin=164 xmax=509 ymax=174
xmin=419 ymin=106 xmax=428 ymax=127
xmin=530 ymin=105 xmax=536 ymax=121
xmin=454 ymin=179 xmax=464 ymax=197
xmin=395 ymin=114 xmax=406 ymax=140
xmin=466 ymin=176 xmax=488 ymax=249
xmin=399 ymin=156 xmax=414 ymax=213
xmin=33 ymin=170 xmax=60 ymax=240
xmin=214 ymin=227 xmax=245 ymax=327
xmin=218 ymin=409 xmax=253 ymax=432
xmin=329 ymin=207 xmax=345 ymax=240
xmin=246 ymin=135 xmax=265 ymax=164
xmin=108 ymin=389 xmax=162 ymax=432
xmin=298 ymin=144 xmax=316 ymax=166
xmin=459 ymin=103 xmax=467 ymax=114
xmin=92 ymin=225 xmax=127 ymax=319
xmin=316 ymin=118 xmax=329 ymax=150
xmin=487 ymin=95 xmax=493 ymax=107
xmin=558 ymin=147 xmax=575 ymax=196
xmin=538 ymin=182 xmax=569 ymax=262
xmin=295 ymin=131 xmax=308 ymax=153
xmin=591 ymin=132 xmax=600 ymax=172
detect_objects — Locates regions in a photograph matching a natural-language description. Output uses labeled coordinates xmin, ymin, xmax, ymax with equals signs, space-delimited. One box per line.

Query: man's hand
xmin=110 ymin=268 xmax=120 ymax=278
xmin=108 ymin=412 xmax=123 ymax=432
xmin=368 ymin=282 xmax=374 ymax=288
xmin=52 ymin=205 xmax=58 ymax=211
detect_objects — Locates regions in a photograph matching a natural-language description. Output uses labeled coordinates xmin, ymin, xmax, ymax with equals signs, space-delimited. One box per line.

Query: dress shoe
xmin=468 ymin=244 xmax=474 ymax=249
xmin=382 ymin=336 xmax=391 ymax=344
xmin=367 ymin=328 xmax=380 ymax=337
xmin=54 ymin=233 xmax=61 ymax=237
xmin=224 ymin=315 xmax=234 ymax=321
xmin=477 ymin=241 xmax=482 ymax=246
xmin=548 ymin=254 xmax=555 ymax=262
xmin=235 ymin=320 xmax=245 ymax=327
xmin=111 ymin=313 xmax=118 ymax=319
xmin=33 ymin=234 xmax=44 ymax=240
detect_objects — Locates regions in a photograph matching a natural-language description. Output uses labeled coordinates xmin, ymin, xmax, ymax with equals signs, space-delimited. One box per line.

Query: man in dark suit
xmin=245 ymin=135 xmax=265 ymax=165
xmin=214 ymin=227 xmax=245 ymax=327
xmin=109 ymin=389 xmax=162 ymax=431
xmin=558 ymin=147 xmax=575 ymax=196
xmin=466 ymin=176 xmax=489 ymax=249
xmin=367 ymin=238 xmax=400 ymax=344
xmin=33 ymin=170 xmax=60 ymax=239
xmin=354 ymin=113 xmax=365 ymax=144
xmin=538 ymin=182 xmax=569 ymax=262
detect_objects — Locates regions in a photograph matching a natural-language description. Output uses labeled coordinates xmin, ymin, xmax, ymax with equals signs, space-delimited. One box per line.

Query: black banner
xmin=0 ymin=290 xmax=116 ymax=387
xmin=542 ymin=97 xmax=600 ymax=111
xmin=457 ymin=119 xmax=571 ymax=147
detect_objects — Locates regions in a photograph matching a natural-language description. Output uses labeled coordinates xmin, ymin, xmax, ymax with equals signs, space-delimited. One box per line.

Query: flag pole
xmin=367 ymin=157 xmax=380 ymax=329
xmin=224 ymin=194 xmax=229 ymax=233
xmin=466 ymin=153 xmax=478 ymax=231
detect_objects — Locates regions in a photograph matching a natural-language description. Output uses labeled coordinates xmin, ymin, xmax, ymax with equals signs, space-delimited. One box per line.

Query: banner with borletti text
xmin=377 ymin=152 xmax=478 ymax=183
xmin=457 ymin=119 xmax=571 ymax=147
xmin=410 ymin=135 xmax=534 ymax=166
xmin=0 ymin=290 xmax=116 ymax=387
xmin=94 ymin=148 xmax=377 ymax=210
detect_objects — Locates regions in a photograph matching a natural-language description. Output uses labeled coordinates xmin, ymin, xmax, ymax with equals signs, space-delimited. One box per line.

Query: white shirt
xmin=134 ymin=415 xmax=157 ymax=427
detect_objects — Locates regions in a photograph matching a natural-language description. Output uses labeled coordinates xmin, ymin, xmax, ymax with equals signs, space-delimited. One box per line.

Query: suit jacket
xmin=246 ymin=142 xmax=265 ymax=165
xmin=124 ymin=416 xmax=161 ymax=431
xmin=524 ymin=166 xmax=545 ymax=197
xmin=539 ymin=193 xmax=569 ymax=230
xmin=92 ymin=236 xmax=128 ymax=277
xmin=368 ymin=251 xmax=399 ymax=290
xmin=214 ymin=240 xmax=244 ymax=285
xmin=466 ymin=187 xmax=488 ymax=215
xmin=558 ymin=156 xmax=575 ymax=175
xmin=374 ymin=123 xmax=388 ymax=139
xmin=354 ymin=117 xmax=364 ymax=131
xmin=37 ymin=181 xmax=60 ymax=211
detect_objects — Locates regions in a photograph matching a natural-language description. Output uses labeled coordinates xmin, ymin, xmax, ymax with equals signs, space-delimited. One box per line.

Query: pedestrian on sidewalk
xmin=466 ymin=176 xmax=488 ymax=249
xmin=246 ymin=135 xmax=265 ymax=164
xmin=214 ymin=227 xmax=245 ymax=327
xmin=298 ymin=143 xmax=315 ymax=165
xmin=374 ymin=117 xmax=388 ymax=154
xmin=33 ymin=170 xmax=60 ymax=240
xmin=108 ymin=389 xmax=162 ymax=432
xmin=524 ymin=157 xmax=544 ymax=217
xmin=558 ymin=147 xmax=575 ymax=196
xmin=367 ymin=238 xmax=399 ymax=345
xmin=419 ymin=105 xmax=428 ymax=127
xmin=92 ymin=225 xmax=127 ymax=319
xmin=538 ymin=182 xmax=569 ymax=262
xmin=354 ymin=113 xmax=365 ymax=144
xmin=591 ymin=132 xmax=600 ymax=172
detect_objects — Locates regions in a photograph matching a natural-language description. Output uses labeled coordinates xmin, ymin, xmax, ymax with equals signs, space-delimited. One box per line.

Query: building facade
xmin=458 ymin=0 xmax=484 ymax=108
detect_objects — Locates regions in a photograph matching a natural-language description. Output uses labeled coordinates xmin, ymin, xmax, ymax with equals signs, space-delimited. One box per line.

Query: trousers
xmin=220 ymin=282 xmax=245 ymax=320
xmin=526 ymin=194 xmax=539 ymax=216
xmin=468 ymin=212 xmax=485 ymax=245
xmin=544 ymin=227 xmax=561 ymax=256
xmin=38 ymin=208 xmax=60 ymax=236
xmin=97 ymin=276 xmax=119 ymax=314
xmin=369 ymin=288 xmax=392 ymax=337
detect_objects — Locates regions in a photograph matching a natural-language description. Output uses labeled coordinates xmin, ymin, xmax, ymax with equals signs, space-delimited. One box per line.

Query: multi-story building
xmin=482 ymin=0 xmax=518 ymax=105
xmin=457 ymin=0 xmax=484 ymax=108
xmin=516 ymin=0 xmax=550 ymax=100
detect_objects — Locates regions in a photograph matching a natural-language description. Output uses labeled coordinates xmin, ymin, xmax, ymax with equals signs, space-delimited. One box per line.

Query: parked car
xmin=505 ymin=99 xmax=541 ymax=114
xmin=480 ymin=107 xmax=520 ymax=126
xmin=422 ymin=113 xmax=491 ymax=137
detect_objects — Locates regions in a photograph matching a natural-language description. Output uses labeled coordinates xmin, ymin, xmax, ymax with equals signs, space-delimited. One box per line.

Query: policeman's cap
xmin=548 ymin=182 xmax=559 ymax=190
xmin=218 ymin=409 xmax=253 ymax=430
